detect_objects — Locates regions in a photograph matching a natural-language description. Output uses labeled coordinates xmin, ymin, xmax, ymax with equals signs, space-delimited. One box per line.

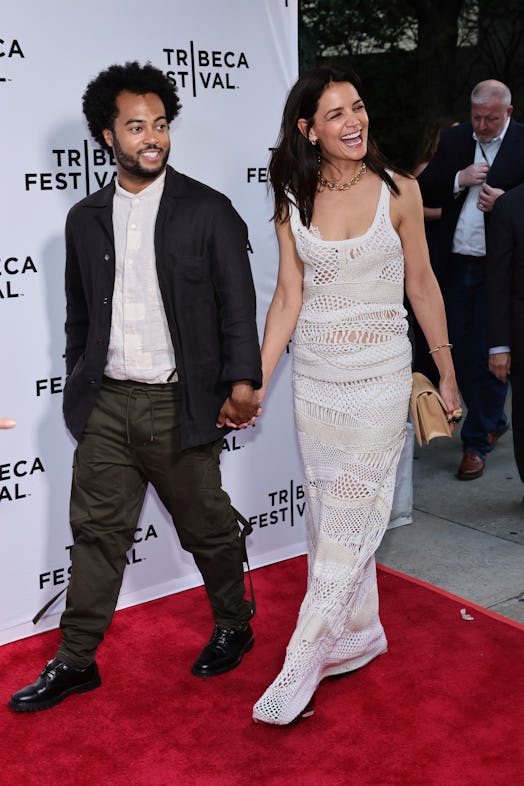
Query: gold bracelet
xmin=428 ymin=342 xmax=453 ymax=355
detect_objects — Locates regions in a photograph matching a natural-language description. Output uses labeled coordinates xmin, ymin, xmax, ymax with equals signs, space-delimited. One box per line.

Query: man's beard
xmin=112 ymin=134 xmax=170 ymax=180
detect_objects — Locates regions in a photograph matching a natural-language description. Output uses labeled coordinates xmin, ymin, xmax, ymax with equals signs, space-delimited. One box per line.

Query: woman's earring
xmin=310 ymin=138 xmax=321 ymax=165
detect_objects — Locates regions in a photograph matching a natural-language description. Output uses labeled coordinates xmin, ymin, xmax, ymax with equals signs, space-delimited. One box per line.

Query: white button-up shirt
xmin=105 ymin=171 xmax=177 ymax=383
xmin=452 ymin=118 xmax=510 ymax=256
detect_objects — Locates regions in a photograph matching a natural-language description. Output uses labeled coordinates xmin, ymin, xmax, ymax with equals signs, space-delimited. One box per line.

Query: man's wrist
xmin=231 ymin=380 xmax=254 ymax=392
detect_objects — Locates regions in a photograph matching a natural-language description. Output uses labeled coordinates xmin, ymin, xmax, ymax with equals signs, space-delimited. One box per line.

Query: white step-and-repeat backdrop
xmin=1 ymin=0 xmax=306 ymax=645
xmin=1 ymin=0 xmax=412 ymax=646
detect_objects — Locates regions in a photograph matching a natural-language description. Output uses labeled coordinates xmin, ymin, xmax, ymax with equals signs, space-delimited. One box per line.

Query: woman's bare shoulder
xmin=392 ymin=171 xmax=418 ymax=191
xmin=393 ymin=173 xmax=423 ymax=209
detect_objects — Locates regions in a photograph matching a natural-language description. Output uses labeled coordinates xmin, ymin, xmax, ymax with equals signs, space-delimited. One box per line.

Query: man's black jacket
xmin=63 ymin=165 xmax=262 ymax=448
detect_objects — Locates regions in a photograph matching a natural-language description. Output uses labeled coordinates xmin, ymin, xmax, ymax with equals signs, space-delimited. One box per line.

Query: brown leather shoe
xmin=457 ymin=452 xmax=485 ymax=480
xmin=488 ymin=425 xmax=509 ymax=449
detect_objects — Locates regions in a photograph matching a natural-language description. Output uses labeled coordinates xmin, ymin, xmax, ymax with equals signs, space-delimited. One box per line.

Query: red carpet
xmin=1 ymin=556 xmax=523 ymax=786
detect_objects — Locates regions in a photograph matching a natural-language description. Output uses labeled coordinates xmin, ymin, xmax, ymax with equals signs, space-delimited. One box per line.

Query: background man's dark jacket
xmin=486 ymin=181 xmax=524 ymax=365
xmin=417 ymin=119 xmax=524 ymax=284
xmin=63 ymin=165 xmax=262 ymax=448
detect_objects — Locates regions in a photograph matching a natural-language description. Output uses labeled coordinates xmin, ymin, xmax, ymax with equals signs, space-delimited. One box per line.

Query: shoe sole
xmin=8 ymin=675 xmax=101 ymax=713
xmin=456 ymin=471 xmax=484 ymax=481
xmin=253 ymin=698 xmax=315 ymax=726
xmin=191 ymin=636 xmax=254 ymax=678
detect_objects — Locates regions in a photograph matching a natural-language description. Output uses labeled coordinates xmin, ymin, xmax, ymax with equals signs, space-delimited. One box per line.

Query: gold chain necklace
xmin=318 ymin=161 xmax=367 ymax=191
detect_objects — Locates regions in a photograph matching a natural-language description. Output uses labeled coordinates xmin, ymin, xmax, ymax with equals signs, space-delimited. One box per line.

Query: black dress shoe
xmin=191 ymin=624 xmax=254 ymax=677
xmin=8 ymin=658 xmax=101 ymax=712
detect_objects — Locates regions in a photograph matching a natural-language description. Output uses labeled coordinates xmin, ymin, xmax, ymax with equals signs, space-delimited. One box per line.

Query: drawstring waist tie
xmin=102 ymin=376 xmax=179 ymax=446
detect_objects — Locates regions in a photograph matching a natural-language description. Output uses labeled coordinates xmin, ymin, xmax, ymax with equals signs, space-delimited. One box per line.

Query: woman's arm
xmin=393 ymin=176 xmax=460 ymax=414
xmin=258 ymin=217 xmax=304 ymax=400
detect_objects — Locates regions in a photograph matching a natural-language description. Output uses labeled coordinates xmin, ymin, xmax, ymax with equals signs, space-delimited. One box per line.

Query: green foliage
xmin=298 ymin=0 xmax=524 ymax=168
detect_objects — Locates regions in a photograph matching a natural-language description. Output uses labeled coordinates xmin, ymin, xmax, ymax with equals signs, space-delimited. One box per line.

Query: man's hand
xmin=458 ymin=162 xmax=489 ymax=188
xmin=0 ymin=418 xmax=16 ymax=429
xmin=477 ymin=183 xmax=504 ymax=213
xmin=489 ymin=351 xmax=511 ymax=383
xmin=216 ymin=381 xmax=261 ymax=429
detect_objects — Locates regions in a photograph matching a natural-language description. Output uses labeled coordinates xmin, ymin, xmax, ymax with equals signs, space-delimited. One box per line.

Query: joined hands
xmin=216 ymin=382 xmax=262 ymax=429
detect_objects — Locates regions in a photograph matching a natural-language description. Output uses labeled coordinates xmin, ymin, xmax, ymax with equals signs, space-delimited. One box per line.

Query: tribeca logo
xmin=222 ymin=427 xmax=257 ymax=453
xmin=35 ymin=374 xmax=66 ymax=398
xmin=24 ymin=142 xmax=116 ymax=195
xmin=247 ymin=147 xmax=276 ymax=185
xmin=0 ymin=456 xmax=45 ymax=503
xmin=248 ymin=480 xmax=305 ymax=529
xmin=163 ymin=43 xmax=249 ymax=97
xmin=0 ymin=36 xmax=24 ymax=85
xmin=35 ymin=352 xmax=67 ymax=399
xmin=0 ymin=254 xmax=38 ymax=300
xmin=38 ymin=525 xmax=160 ymax=590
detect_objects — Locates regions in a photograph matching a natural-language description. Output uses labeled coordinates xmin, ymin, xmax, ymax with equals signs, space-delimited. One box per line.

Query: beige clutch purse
xmin=410 ymin=372 xmax=452 ymax=447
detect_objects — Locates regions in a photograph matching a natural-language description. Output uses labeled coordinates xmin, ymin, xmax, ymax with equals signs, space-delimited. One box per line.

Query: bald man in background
xmin=418 ymin=79 xmax=524 ymax=481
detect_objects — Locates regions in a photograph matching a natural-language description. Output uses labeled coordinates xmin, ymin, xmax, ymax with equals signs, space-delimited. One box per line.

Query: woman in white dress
xmin=252 ymin=67 xmax=461 ymax=726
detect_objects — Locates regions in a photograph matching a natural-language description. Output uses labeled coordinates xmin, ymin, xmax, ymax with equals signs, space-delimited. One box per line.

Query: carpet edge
xmin=377 ymin=562 xmax=524 ymax=631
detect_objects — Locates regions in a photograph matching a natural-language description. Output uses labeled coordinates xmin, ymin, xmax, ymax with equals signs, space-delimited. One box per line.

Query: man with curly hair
xmin=9 ymin=61 xmax=262 ymax=712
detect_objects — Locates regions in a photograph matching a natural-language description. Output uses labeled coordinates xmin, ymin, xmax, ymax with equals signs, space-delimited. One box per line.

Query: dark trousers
xmin=445 ymin=256 xmax=509 ymax=458
xmin=510 ymin=361 xmax=524 ymax=483
xmin=57 ymin=377 xmax=252 ymax=667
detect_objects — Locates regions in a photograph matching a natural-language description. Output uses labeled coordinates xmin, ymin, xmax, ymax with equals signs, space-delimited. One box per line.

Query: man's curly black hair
xmin=82 ymin=61 xmax=181 ymax=150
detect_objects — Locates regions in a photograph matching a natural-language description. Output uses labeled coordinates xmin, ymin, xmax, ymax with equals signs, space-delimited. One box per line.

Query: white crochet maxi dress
xmin=253 ymin=178 xmax=413 ymax=725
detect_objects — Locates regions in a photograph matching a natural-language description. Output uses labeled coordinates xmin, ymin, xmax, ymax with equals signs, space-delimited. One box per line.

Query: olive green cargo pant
xmin=57 ymin=377 xmax=252 ymax=667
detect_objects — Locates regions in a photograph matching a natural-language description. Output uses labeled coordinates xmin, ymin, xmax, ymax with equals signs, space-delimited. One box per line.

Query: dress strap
xmin=374 ymin=172 xmax=397 ymax=237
